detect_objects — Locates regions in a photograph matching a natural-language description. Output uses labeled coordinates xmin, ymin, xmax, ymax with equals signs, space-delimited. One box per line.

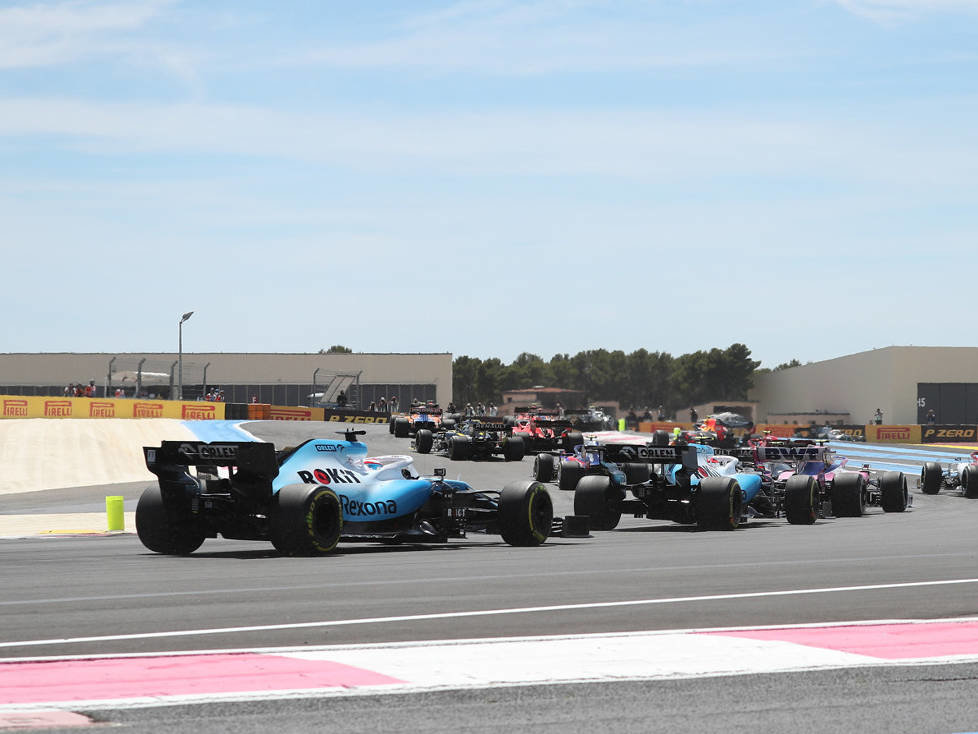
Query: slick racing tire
xmin=533 ymin=452 xmax=556 ymax=482
xmin=503 ymin=436 xmax=526 ymax=462
xmin=558 ymin=460 xmax=585 ymax=492
xmin=920 ymin=462 xmax=942 ymax=495
xmin=393 ymin=417 xmax=410 ymax=438
xmin=448 ymin=435 xmax=472 ymax=461
xmin=441 ymin=418 xmax=456 ymax=431
xmin=652 ymin=430 xmax=671 ymax=447
xmin=573 ymin=475 xmax=623 ymax=530
xmin=784 ymin=475 xmax=819 ymax=525
xmin=562 ymin=431 xmax=584 ymax=453
xmin=831 ymin=473 xmax=865 ymax=517
xmin=879 ymin=471 xmax=909 ymax=512
xmin=388 ymin=416 xmax=396 ymax=434
xmin=962 ymin=465 xmax=978 ymax=499
xmin=136 ymin=485 xmax=206 ymax=555
xmin=696 ymin=477 xmax=743 ymax=530
xmin=622 ymin=462 xmax=651 ymax=485
xmin=415 ymin=429 xmax=434 ymax=454
xmin=269 ymin=484 xmax=342 ymax=556
xmin=498 ymin=480 xmax=553 ymax=547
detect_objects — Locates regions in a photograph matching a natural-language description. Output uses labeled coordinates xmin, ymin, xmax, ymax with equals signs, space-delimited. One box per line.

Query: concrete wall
xmin=0 ymin=352 xmax=453 ymax=406
xmin=750 ymin=346 xmax=978 ymax=424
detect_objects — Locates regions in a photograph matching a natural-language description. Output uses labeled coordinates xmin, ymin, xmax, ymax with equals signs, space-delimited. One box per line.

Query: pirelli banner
xmin=865 ymin=424 xmax=921 ymax=444
xmin=0 ymin=395 xmax=225 ymax=420
xmin=323 ymin=409 xmax=395 ymax=425
xmin=920 ymin=425 xmax=978 ymax=443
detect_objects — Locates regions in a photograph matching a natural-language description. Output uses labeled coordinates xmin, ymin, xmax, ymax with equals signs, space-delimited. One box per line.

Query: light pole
xmin=312 ymin=368 xmax=320 ymax=407
xmin=178 ymin=311 xmax=194 ymax=400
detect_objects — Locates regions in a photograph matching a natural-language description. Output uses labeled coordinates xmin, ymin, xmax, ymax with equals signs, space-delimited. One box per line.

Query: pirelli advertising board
xmin=920 ymin=425 xmax=978 ymax=443
xmin=864 ymin=424 xmax=921 ymax=444
xmin=0 ymin=395 xmax=226 ymax=420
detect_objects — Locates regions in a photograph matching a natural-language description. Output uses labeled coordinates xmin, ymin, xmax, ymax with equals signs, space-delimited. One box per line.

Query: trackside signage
xmin=921 ymin=425 xmax=978 ymax=443
xmin=865 ymin=424 xmax=921 ymax=444
xmin=0 ymin=395 xmax=225 ymax=419
xmin=323 ymin=409 xmax=395 ymax=425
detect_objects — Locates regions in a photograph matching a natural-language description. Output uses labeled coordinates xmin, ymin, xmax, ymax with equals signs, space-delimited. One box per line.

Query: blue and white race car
xmin=137 ymin=430 xmax=554 ymax=556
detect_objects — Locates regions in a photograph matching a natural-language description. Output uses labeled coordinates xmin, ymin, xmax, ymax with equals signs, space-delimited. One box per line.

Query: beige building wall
xmin=750 ymin=347 xmax=978 ymax=424
xmin=0 ymin=353 xmax=453 ymax=406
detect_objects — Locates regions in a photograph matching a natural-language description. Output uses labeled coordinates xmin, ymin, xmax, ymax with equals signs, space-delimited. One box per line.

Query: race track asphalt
xmin=2 ymin=422 xmax=978 ymax=733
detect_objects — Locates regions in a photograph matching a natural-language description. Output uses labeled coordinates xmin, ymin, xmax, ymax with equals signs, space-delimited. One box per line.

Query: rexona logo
xmin=178 ymin=443 xmax=238 ymax=460
xmin=89 ymin=401 xmax=115 ymax=417
xmin=133 ymin=402 xmax=164 ymax=418
xmin=44 ymin=400 xmax=72 ymax=417
xmin=339 ymin=494 xmax=397 ymax=517
xmin=924 ymin=427 xmax=977 ymax=440
xmin=182 ymin=404 xmax=217 ymax=420
xmin=3 ymin=399 xmax=28 ymax=417
xmin=878 ymin=427 xmax=911 ymax=440
xmin=297 ymin=468 xmax=361 ymax=485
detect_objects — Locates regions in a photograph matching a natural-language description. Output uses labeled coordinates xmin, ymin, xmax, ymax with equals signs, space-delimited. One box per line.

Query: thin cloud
xmin=836 ymin=0 xmax=978 ymax=21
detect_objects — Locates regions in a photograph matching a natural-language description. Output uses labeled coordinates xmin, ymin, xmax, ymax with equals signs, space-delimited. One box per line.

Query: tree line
xmin=452 ymin=344 xmax=763 ymax=414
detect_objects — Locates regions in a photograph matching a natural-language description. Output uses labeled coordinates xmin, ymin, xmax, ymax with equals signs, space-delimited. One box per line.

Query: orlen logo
xmin=636 ymin=446 xmax=680 ymax=460
xmin=270 ymin=408 xmax=313 ymax=421
xmin=182 ymin=404 xmax=217 ymax=420
xmin=89 ymin=401 xmax=116 ymax=417
xmin=44 ymin=400 xmax=72 ymax=417
xmin=878 ymin=427 xmax=911 ymax=440
xmin=133 ymin=402 xmax=164 ymax=418
xmin=3 ymin=399 xmax=28 ymax=417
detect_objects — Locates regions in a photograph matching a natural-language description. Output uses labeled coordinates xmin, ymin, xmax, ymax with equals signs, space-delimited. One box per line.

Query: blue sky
xmin=2 ymin=0 xmax=976 ymax=368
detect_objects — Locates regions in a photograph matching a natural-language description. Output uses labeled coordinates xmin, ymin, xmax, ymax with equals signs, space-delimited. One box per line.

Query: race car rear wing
xmin=592 ymin=443 xmax=699 ymax=472
xmin=716 ymin=445 xmax=831 ymax=464
xmin=144 ymin=441 xmax=280 ymax=488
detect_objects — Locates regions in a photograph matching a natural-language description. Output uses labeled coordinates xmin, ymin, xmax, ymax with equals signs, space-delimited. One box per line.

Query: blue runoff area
xmin=827 ymin=441 xmax=972 ymax=473
xmin=182 ymin=420 xmax=256 ymax=442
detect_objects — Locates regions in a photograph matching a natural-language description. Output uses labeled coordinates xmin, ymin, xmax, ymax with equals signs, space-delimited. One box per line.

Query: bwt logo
xmin=3 ymin=399 xmax=28 ymax=417
xmin=44 ymin=400 xmax=72 ymax=417
xmin=182 ymin=405 xmax=216 ymax=419
xmin=89 ymin=402 xmax=115 ymax=417
xmin=878 ymin=428 xmax=911 ymax=440
xmin=134 ymin=402 xmax=164 ymax=417
xmin=762 ymin=447 xmax=821 ymax=460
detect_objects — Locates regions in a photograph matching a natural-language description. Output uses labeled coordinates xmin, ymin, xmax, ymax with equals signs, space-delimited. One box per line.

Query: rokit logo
xmin=178 ymin=443 xmax=238 ymax=460
xmin=297 ymin=468 xmax=362 ymax=485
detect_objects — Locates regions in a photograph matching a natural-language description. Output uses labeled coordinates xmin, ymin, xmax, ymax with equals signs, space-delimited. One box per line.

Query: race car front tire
xmin=880 ymin=471 xmax=909 ymax=512
xmin=962 ymin=465 xmax=978 ymax=499
xmin=784 ymin=475 xmax=818 ymax=525
xmin=448 ymin=435 xmax=472 ymax=460
xmin=533 ymin=452 xmax=555 ymax=482
xmin=503 ymin=436 xmax=525 ymax=461
xmin=135 ymin=485 xmax=206 ymax=555
xmin=622 ymin=462 xmax=650 ymax=485
xmin=558 ymin=460 xmax=585 ymax=491
xmin=696 ymin=477 xmax=743 ymax=530
xmin=498 ymin=480 xmax=553 ymax=546
xmin=415 ymin=429 xmax=434 ymax=454
xmin=920 ymin=462 xmax=942 ymax=495
xmin=269 ymin=484 xmax=342 ymax=556
xmin=573 ymin=475 xmax=623 ymax=530
xmin=831 ymin=473 xmax=865 ymax=517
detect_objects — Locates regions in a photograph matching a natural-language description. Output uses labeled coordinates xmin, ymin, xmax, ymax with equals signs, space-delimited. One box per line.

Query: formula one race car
xmin=721 ymin=439 xmax=910 ymax=518
xmin=137 ymin=430 xmax=552 ymax=556
xmin=390 ymin=404 xmax=453 ymax=438
xmin=508 ymin=408 xmax=583 ymax=455
xmin=919 ymin=453 xmax=978 ymax=498
xmin=413 ymin=418 xmax=526 ymax=461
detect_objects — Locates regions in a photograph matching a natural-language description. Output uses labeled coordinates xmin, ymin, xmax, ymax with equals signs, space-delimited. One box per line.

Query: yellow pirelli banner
xmin=864 ymin=424 xmax=921 ymax=443
xmin=0 ymin=395 xmax=226 ymax=420
xmin=267 ymin=405 xmax=325 ymax=421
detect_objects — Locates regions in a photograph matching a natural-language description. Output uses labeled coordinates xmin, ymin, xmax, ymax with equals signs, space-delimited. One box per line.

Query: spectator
xmin=689 ymin=406 xmax=698 ymax=423
xmin=447 ymin=401 xmax=457 ymax=413
xmin=926 ymin=408 xmax=936 ymax=425
xmin=477 ymin=401 xmax=485 ymax=415
xmin=337 ymin=390 xmax=348 ymax=407
xmin=641 ymin=407 xmax=653 ymax=421
xmin=555 ymin=401 xmax=565 ymax=418
xmin=367 ymin=401 xmax=377 ymax=412
xmin=251 ymin=395 xmax=258 ymax=404
xmin=874 ymin=408 xmax=883 ymax=425
xmin=64 ymin=384 xmax=71 ymax=397
xmin=390 ymin=395 xmax=398 ymax=413
xmin=657 ymin=405 xmax=665 ymax=421
xmin=378 ymin=396 xmax=387 ymax=413
xmin=488 ymin=402 xmax=498 ymax=416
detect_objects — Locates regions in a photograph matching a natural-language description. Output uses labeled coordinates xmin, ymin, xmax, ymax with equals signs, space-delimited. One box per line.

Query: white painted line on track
xmin=3 ymin=577 xmax=978 ymax=650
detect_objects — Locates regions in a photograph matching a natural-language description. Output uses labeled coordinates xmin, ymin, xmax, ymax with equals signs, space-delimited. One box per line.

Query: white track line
xmin=3 ymin=577 xmax=977 ymax=649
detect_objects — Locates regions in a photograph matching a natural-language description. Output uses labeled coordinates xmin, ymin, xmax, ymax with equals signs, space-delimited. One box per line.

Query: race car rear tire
xmin=558 ymin=460 xmax=585 ymax=491
xmin=622 ymin=462 xmax=651 ymax=485
xmin=831 ymin=473 xmax=865 ymax=517
xmin=498 ymin=481 xmax=553 ymax=547
xmin=441 ymin=418 xmax=456 ymax=431
xmin=573 ymin=475 xmax=623 ymax=530
xmin=784 ymin=475 xmax=818 ymax=525
xmin=920 ymin=462 xmax=942 ymax=495
xmin=652 ymin=430 xmax=670 ymax=447
xmin=503 ymin=436 xmax=526 ymax=462
xmin=136 ymin=485 xmax=206 ymax=555
xmin=448 ymin=435 xmax=472 ymax=460
xmin=415 ymin=429 xmax=433 ymax=454
xmin=562 ymin=431 xmax=584 ymax=453
xmin=393 ymin=417 xmax=410 ymax=438
xmin=880 ymin=471 xmax=909 ymax=512
xmin=388 ymin=416 xmax=396 ymax=434
xmin=533 ymin=453 xmax=555 ymax=482
xmin=269 ymin=484 xmax=342 ymax=556
xmin=962 ymin=465 xmax=978 ymax=499
xmin=696 ymin=477 xmax=742 ymax=530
